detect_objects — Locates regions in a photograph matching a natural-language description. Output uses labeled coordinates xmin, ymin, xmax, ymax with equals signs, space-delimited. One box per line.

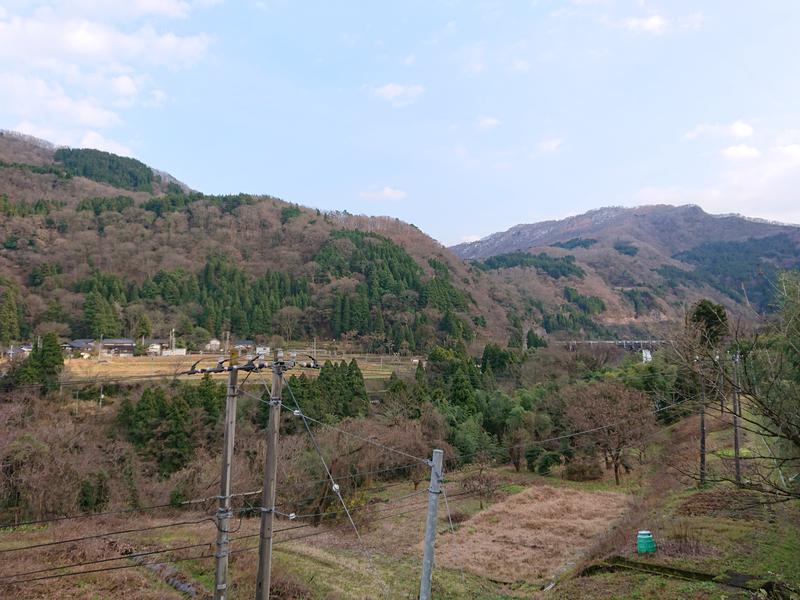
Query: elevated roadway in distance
xmin=551 ymin=339 xmax=669 ymax=351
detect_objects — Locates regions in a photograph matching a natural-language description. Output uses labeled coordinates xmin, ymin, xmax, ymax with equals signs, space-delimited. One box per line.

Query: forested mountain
xmin=4 ymin=130 xmax=797 ymax=349
xmin=451 ymin=205 xmax=800 ymax=338
xmin=0 ymin=131 xmax=509 ymax=351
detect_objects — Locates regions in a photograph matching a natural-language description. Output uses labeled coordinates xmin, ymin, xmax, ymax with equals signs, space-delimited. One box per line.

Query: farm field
xmin=60 ymin=354 xmax=417 ymax=385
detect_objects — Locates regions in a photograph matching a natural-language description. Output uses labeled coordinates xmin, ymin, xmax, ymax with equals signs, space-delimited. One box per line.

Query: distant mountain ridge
xmin=451 ymin=204 xmax=800 ymax=260
xmin=450 ymin=204 xmax=800 ymax=338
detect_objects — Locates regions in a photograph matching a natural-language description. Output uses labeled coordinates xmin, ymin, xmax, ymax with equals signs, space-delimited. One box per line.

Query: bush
xmin=77 ymin=471 xmax=110 ymax=512
xmin=562 ymin=460 xmax=603 ymax=481
xmin=445 ymin=510 xmax=470 ymax=524
xmin=525 ymin=445 xmax=545 ymax=471
xmin=536 ymin=451 xmax=562 ymax=475
xmin=614 ymin=241 xmax=638 ymax=256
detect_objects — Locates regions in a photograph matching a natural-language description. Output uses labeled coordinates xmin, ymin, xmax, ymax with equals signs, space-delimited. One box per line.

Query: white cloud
xmin=636 ymin=143 xmax=800 ymax=224
xmin=477 ymin=116 xmax=501 ymax=130
xmin=79 ymin=130 xmax=133 ymax=156
xmin=111 ymin=75 xmax=138 ymax=98
xmin=13 ymin=121 xmax=132 ymax=156
xmin=0 ymin=73 xmax=120 ymax=128
xmin=359 ymin=187 xmax=408 ymax=201
xmin=460 ymin=234 xmax=482 ymax=243
xmin=373 ymin=83 xmax=424 ymax=106
xmin=0 ymin=17 xmax=209 ymax=68
xmin=534 ymin=137 xmax=564 ymax=156
xmin=402 ymin=53 xmax=416 ymax=66
xmin=722 ymin=144 xmax=760 ymax=160
xmin=620 ymin=14 xmax=668 ymax=34
xmin=58 ymin=0 xmax=192 ymax=20
xmin=685 ymin=120 xmax=754 ymax=140
xmin=0 ymin=3 xmax=211 ymax=157
xmin=777 ymin=144 xmax=800 ymax=160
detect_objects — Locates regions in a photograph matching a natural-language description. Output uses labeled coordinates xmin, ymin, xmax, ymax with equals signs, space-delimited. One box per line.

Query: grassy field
xmin=61 ymin=354 xmax=416 ymax=385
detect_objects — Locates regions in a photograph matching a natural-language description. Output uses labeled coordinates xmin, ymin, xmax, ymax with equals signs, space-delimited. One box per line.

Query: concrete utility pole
xmin=419 ymin=448 xmax=444 ymax=600
xmin=732 ymin=354 xmax=742 ymax=486
xmin=213 ymin=357 xmax=239 ymax=600
xmin=699 ymin=374 xmax=707 ymax=488
xmin=254 ymin=353 xmax=285 ymax=600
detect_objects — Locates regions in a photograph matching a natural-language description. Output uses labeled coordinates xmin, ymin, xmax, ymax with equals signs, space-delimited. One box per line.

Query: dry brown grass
xmin=435 ymin=484 xmax=631 ymax=584
xmin=62 ymin=355 xmax=407 ymax=383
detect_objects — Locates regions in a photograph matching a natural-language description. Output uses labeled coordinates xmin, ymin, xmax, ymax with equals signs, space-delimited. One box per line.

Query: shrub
xmin=525 ymin=445 xmax=545 ymax=471
xmin=77 ymin=471 xmax=110 ymax=512
xmin=536 ymin=451 xmax=562 ymax=475
xmin=614 ymin=241 xmax=638 ymax=256
xmin=445 ymin=510 xmax=470 ymax=524
xmin=562 ymin=460 xmax=603 ymax=481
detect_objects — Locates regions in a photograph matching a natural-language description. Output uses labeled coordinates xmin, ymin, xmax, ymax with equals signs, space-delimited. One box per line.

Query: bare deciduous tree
xmin=566 ymin=381 xmax=655 ymax=485
xmin=670 ymin=273 xmax=800 ymax=501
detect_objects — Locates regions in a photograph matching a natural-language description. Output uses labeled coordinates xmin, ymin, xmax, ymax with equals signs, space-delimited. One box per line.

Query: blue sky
xmin=2 ymin=1 xmax=800 ymax=245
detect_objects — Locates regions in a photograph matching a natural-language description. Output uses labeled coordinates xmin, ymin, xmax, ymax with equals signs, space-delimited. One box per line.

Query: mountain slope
xmin=451 ymin=205 xmax=798 ymax=259
xmin=451 ymin=205 xmax=800 ymax=338
xmin=0 ymin=132 xmax=509 ymax=351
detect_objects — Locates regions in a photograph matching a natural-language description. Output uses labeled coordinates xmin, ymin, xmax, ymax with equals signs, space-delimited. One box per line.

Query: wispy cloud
xmin=373 ymin=83 xmax=424 ymax=106
xmin=721 ymin=144 xmax=760 ymax=160
xmin=477 ymin=116 xmax=501 ymax=130
xmin=533 ymin=137 xmax=564 ymax=156
xmin=359 ymin=186 xmax=408 ymax=201
xmin=685 ymin=120 xmax=754 ymax=140
xmin=620 ymin=14 xmax=669 ymax=34
xmin=636 ymin=138 xmax=800 ymax=224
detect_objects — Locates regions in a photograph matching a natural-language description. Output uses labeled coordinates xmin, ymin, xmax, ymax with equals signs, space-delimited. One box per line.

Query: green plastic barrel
xmin=637 ymin=530 xmax=656 ymax=554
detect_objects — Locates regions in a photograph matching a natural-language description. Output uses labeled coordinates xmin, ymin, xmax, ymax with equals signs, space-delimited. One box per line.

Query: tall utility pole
xmin=419 ymin=449 xmax=444 ymax=600
xmin=732 ymin=354 xmax=742 ymax=486
xmin=699 ymin=375 xmax=706 ymax=488
xmin=213 ymin=356 xmax=239 ymax=600
xmin=254 ymin=353 xmax=286 ymax=600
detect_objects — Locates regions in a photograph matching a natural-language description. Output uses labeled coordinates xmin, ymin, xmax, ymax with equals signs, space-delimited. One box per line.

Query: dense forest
xmin=0 ymin=142 xmax=500 ymax=351
xmin=473 ymin=251 xmax=585 ymax=279
xmin=53 ymin=148 xmax=155 ymax=192
xmin=672 ymin=234 xmax=800 ymax=312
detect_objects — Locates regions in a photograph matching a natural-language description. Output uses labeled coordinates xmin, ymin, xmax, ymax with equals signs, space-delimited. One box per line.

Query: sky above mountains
xmin=2 ymin=0 xmax=799 ymax=244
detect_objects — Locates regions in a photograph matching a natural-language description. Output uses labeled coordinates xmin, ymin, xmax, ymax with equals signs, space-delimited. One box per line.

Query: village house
xmin=100 ymin=338 xmax=136 ymax=357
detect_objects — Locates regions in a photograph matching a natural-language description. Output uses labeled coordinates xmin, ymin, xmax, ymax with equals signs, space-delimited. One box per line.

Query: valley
xmin=0 ymin=132 xmax=798 ymax=600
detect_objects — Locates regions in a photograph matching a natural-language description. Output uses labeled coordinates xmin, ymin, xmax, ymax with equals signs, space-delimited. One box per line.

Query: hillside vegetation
xmin=452 ymin=205 xmax=800 ymax=338
xmin=0 ymin=132 xmax=508 ymax=351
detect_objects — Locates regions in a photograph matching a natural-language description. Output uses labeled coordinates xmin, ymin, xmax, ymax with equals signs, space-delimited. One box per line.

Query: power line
xmin=2 ymin=492 xmax=481 ymax=588
xmin=1 ymin=521 xmax=318 ymax=583
xmin=0 ymin=540 xmax=213 ymax=582
xmin=238 ymin=385 xmax=431 ymax=467
xmin=279 ymin=376 xmax=391 ymax=599
xmin=0 ymin=491 xmax=251 ymax=531
xmin=1 ymin=464 xmax=425 ymax=533
xmin=0 ymin=516 xmax=217 ymax=554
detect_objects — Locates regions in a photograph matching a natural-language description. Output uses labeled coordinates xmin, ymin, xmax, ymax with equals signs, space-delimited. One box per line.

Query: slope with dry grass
xmin=436 ymin=485 xmax=631 ymax=585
